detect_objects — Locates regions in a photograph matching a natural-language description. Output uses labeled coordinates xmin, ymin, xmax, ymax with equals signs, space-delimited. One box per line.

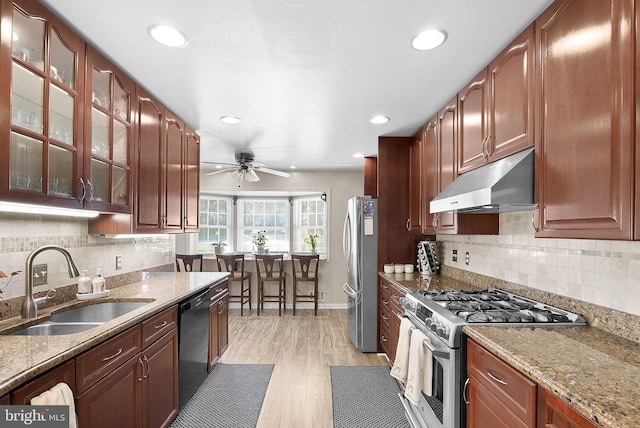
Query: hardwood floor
xmin=220 ymin=308 xmax=389 ymax=428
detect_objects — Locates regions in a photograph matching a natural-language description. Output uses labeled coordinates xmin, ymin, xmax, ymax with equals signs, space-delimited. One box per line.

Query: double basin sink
xmin=9 ymin=301 xmax=151 ymax=336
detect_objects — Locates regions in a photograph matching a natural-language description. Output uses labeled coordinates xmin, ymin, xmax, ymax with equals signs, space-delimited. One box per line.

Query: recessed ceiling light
xmin=220 ymin=116 xmax=242 ymax=125
xmin=290 ymin=165 xmax=297 ymax=169
xmin=370 ymin=115 xmax=390 ymax=125
xmin=148 ymin=25 xmax=188 ymax=48
xmin=352 ymin=153 xmax=365 ymax=158
xmin=412 ymin=29 xmax=447 ymax=51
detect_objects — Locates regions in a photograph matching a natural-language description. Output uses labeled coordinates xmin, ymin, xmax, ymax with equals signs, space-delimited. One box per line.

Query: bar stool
xmin=217 ymin=254 xmax=251 ymax=316
xmin=291 ymin=254 xmax=320 ymax=316
xmin=255 ymin=254 xmax=286 ymax=316
xmin=175 ymin=254 xmax=203 ymax=272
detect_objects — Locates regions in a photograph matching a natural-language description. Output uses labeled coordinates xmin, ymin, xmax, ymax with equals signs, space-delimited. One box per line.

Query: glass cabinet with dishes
xmin=0 ymin=0 xmax=85 ymax=207
xmin=83 ymin=45 xmax=134 ymax=213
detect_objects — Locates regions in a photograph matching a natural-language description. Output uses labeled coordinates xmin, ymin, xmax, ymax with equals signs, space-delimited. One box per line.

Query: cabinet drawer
xmin=379 ymin=280 xmax=391 ymax=298
xmin=141 ymin=306 xmax=177 ymax=349
xmin=209 ymin=282 xmax=229 ymax=301
xmin=379 ymin=304 xmax=391 ymax=329
xmin=379 ymin=323 xmax=390 ymax=352
xmin=76 ymin=325 xmax=142 ymax=394
xmin=11 ymin=360 xmax=75 ymax=405
xmin=467 ymin=340 xmax=536 ymax=427
xmin=389 ymin=287 xmax=405 ymax=308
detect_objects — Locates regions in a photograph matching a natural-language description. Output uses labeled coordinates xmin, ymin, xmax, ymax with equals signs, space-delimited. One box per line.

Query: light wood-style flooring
xmin=220 ymin=308 xmax=389 ymax=428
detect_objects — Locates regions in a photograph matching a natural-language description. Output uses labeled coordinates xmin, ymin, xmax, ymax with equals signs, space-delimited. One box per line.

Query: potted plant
xmin=253 ymin=230 xmax=267 ymax=254
xmin=210 ymin=241 xmax=227 ymax=255
xmin=305 ymin=232 xmax=320 ymax=254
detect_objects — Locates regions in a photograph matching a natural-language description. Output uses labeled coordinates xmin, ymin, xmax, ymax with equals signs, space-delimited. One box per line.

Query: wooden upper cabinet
xmin=0 ymin=0 xmax=86 ymax=208
xmin=184 ymin=126 xmax=200 ymax=231
xmin=435 ymin=97 xmax=458 ymax=233
xmin=163 ymin=110 xmax=184 ymax=232
xmin=408 ymin=132 xmax=424 ymax=234
xmin=458 ymin=24 xmax=534 ymax=175
xmin=421 ymin=118 xmax=438 ymax=235
xmin=534 ymin=0 xmax=634 ymax=240
xmin=458 ymin=69 xmax=489 ymax=174
xmin=133 ymin=86 xmax=164 ymax=233
xmin=487 ymin=24 xmax=534 ymax=164
xmin=84 ymin=45 xmax=134 ymax=213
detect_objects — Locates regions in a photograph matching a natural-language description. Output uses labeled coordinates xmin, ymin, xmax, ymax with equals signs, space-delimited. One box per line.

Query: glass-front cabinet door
xmin=1 ymin=0 xmax=85 ymax=207
xmin=84 ymin=45 xmax=134 ymax=213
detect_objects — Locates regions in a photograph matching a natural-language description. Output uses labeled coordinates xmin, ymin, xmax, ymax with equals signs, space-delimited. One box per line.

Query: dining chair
xmin=254 ymin=254 xmax=286 ymax=316
xmin=291 ymin=254 xmax=320 ymax=316
xmin=175 ymin=254 xmax=203 ymax=272
xmin=216 ymin=253 xmax=251 ymax=316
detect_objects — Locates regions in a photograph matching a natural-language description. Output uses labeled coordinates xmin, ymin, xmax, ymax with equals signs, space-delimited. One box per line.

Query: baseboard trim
xmin=228 ymin=302 xmax=348 ymax=310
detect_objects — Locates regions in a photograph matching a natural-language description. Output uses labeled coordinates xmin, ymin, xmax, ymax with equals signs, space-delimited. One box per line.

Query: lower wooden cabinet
xmin=537 ymin=387 xmax=597 ymax=428
xmin=10 ymin=359 xmax=75 ymax=404
xmin=378 ymin=277 xmax=406 ymax=364
xmin=467 ymin=339 xmax=597 ymax=428
xmin=0 ymin=394 xmax=8 ymax=405
xmin=76 ymin=306 xmax=178 ymax=428
xmin=208 ymin=280 xmax=229 ymax=370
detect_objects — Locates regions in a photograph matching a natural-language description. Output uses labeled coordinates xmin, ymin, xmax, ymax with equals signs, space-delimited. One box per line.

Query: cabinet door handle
xmin=143 ymin=355 xmax=150 ymax=379
xmin=154 ymin=320 xmax=168 ymax=329
xmin=406 ymin=218 xmax=411 ymax=231
xmin=531 ymin=203 xmax=540 ymax=233
xmin=102 ymin=347 xmax=123 ymax=362
xmin=137 ymin=358 xmax=144 ymax=382
xmin=78 ymin=178 xmax=86 ymax=203
xmin=382 ymin=283 xmax=389 ymax=289
xmin=381 ymin=314 xmax=389 ymax=321
xmin=382 ymin=299 xmax=389 ymax=305
xmin=463 ymin=378 xmax=470 ymax=405
xmin=486 ymin=370 xmax=507 ymax=386
xmin=85 ymin=180 xmax=92 ymax=201
xmin=381 ymin=335 xmax=388 ymax=342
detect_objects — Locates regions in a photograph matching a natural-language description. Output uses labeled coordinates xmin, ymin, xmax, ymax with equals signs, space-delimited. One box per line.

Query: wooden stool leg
xmin=240 ymin=280 xmax=244 ymax=317
xmin=248 ymin=277 xmax=252 ymax=310
xmin=293 ymin=280 xmax=297 ymax=316
xmin=314 ymin=281 xmax=318 ymax=316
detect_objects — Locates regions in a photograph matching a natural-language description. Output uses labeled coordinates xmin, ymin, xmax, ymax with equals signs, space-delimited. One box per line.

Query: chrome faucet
xmin=21 ymin=245 xmax=80 ymax=319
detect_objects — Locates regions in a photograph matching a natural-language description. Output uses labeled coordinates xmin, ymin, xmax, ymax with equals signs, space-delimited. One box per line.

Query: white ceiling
xmin=41 ymin=0 xmax=553 ymax=173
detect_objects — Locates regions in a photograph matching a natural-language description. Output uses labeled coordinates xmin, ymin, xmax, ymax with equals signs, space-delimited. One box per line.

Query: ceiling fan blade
xmin=256 ymin=167 xmax=291 ymax=178
xmin=201 ymin=161 xmax=237 ymax=167
xmin=205 ymin=167 xmax=237 ymax=176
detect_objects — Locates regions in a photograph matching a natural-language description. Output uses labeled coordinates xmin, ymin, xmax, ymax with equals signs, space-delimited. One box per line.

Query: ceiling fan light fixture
xmin=148 ymin=24 xmax=188 ymax=48
xmin=220 ymin=116 xmax=242 ymax=125
xmin=412 ymin=29 xmax=447 ymax=51
xmin=370 ymin=115 xmax=390 ymax=125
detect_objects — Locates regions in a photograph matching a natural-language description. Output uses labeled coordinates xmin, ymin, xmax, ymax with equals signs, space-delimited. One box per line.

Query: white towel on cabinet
xmin=30 ymin=382 xmax=77 ymax=428
xmin=404 ymin=328 xmax=434 ymax=405
xmin=390 ymin=317 xmax=413 ymax=382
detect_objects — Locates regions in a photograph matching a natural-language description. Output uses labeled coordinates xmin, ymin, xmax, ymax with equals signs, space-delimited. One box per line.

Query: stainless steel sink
xmin=50 ymin=301 xmax=150 ymax=323
xmin=10 ymin=322 xmax=104 ymax=336
xmin=9 ymin=301 xmax=151 ymax=336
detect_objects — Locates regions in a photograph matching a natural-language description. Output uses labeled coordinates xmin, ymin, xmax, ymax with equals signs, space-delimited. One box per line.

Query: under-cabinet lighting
xmin=0 ymin=201 xmax=100 ymax=218
xmin=148 ymin=24 xmax=188 ymax=48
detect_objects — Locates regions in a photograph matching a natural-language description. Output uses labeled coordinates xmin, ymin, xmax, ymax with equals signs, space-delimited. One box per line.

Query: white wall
xmin=437 ymin=212 xmax=640 ymax=316
xmin=200 ymin=169 xmax=364 ymax=307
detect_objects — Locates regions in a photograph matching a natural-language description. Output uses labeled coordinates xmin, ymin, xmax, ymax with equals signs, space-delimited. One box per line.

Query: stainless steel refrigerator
xmin=342 ymin=196 xmax=378 ymax=352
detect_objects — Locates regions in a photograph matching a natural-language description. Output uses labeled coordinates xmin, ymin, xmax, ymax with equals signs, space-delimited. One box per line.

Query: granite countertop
xmin=380 ymin=272 xmax=639 ymax=428
xmin=0 ymin=271 xmax=229 ymax=397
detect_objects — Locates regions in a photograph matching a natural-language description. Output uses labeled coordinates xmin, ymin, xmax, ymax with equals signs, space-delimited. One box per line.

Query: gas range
xmin=402 ymin=288 xmax=586 ymax=349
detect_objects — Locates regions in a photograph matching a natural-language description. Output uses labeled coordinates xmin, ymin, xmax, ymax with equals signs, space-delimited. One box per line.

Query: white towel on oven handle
xmin=404 ymin=328 xmax=434 ymax=405
xmin=390 ymin=317 xmax=413 ymax=382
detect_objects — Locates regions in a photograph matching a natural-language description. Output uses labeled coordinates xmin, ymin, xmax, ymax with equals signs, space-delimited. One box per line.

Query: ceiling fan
xmin=203 ymin=151 xmax=291 ymax=183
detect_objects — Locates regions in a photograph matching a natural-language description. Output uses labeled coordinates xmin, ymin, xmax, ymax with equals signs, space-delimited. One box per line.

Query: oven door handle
xmin=398 ymin=314 xmax=450 ymax=360
xmin=398 ymin=393 xmax=420 ymax=428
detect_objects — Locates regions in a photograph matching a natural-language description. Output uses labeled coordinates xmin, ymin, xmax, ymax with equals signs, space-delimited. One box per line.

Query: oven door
xmin=398 ymin=313 xmax=464 ymax=428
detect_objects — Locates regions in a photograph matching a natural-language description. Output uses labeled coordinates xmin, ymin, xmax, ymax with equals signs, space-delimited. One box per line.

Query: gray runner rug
xmin=330 ymin=366 xmax=409 ymax=428
xmin=170 ymin=363 xmax=274 ymax=428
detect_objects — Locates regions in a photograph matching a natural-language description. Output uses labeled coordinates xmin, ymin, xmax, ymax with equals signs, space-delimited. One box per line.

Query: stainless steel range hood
xmin=430 ymin=147 xmax=534 ymax=214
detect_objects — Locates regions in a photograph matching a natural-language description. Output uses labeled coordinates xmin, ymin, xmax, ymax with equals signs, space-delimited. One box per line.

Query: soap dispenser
xmin=91 ymin=268 xmax=106 ymax=293
xmin=77 ymin=269 xmax=92 ymax=294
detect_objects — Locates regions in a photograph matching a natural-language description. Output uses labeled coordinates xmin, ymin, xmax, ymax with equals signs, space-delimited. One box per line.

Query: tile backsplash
xmin=0 ymin=213 xmax=174 ymax=301
xmin=437 ymin=212 xmax=640 ymax=316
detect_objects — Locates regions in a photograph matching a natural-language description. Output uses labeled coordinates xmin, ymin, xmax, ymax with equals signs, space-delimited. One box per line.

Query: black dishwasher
xmin=178 ymin=288 xmax=210 ymax=408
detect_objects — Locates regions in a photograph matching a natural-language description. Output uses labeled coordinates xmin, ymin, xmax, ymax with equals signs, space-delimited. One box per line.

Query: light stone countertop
xmin=0 ymin=271 xmax=229 ymax=396
xmin=381 ymin=272 xmax=639 ymax=428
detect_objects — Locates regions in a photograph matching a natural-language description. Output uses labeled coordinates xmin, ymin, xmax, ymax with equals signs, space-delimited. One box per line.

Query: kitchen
xmin=1 ymin=0 xmax=640 ymax=427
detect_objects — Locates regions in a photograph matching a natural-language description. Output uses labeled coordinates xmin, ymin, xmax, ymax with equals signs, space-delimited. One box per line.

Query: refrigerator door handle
xmin=342 ymin=282 xmax=360 ymax=301
xmin=342 ymin=210 xmax=351 ymax=274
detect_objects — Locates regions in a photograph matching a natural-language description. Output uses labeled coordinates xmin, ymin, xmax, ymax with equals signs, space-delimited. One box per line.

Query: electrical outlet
xmin=319 ymin=290 xmax=325 ymax=301
xmin=465 ymin=252 xmax=470 ymax=265
xmin=33 ymin=263 xmax=48 ymax=286
xmin=452 ymin=249 xmax=458 ymax=262
xmin=115 ymin=255 xmax=122 ymax=270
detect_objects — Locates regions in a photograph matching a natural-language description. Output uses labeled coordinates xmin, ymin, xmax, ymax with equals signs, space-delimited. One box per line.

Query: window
xmin=198 ymin=196 xmax=231 ymax=252
xmin=237 ymin=199 xmax=289 ymax=252
xmin=197 ymin=193 xmax=329 ymax=257
xmin=293 ymin=197 xmax=327 ymax=254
